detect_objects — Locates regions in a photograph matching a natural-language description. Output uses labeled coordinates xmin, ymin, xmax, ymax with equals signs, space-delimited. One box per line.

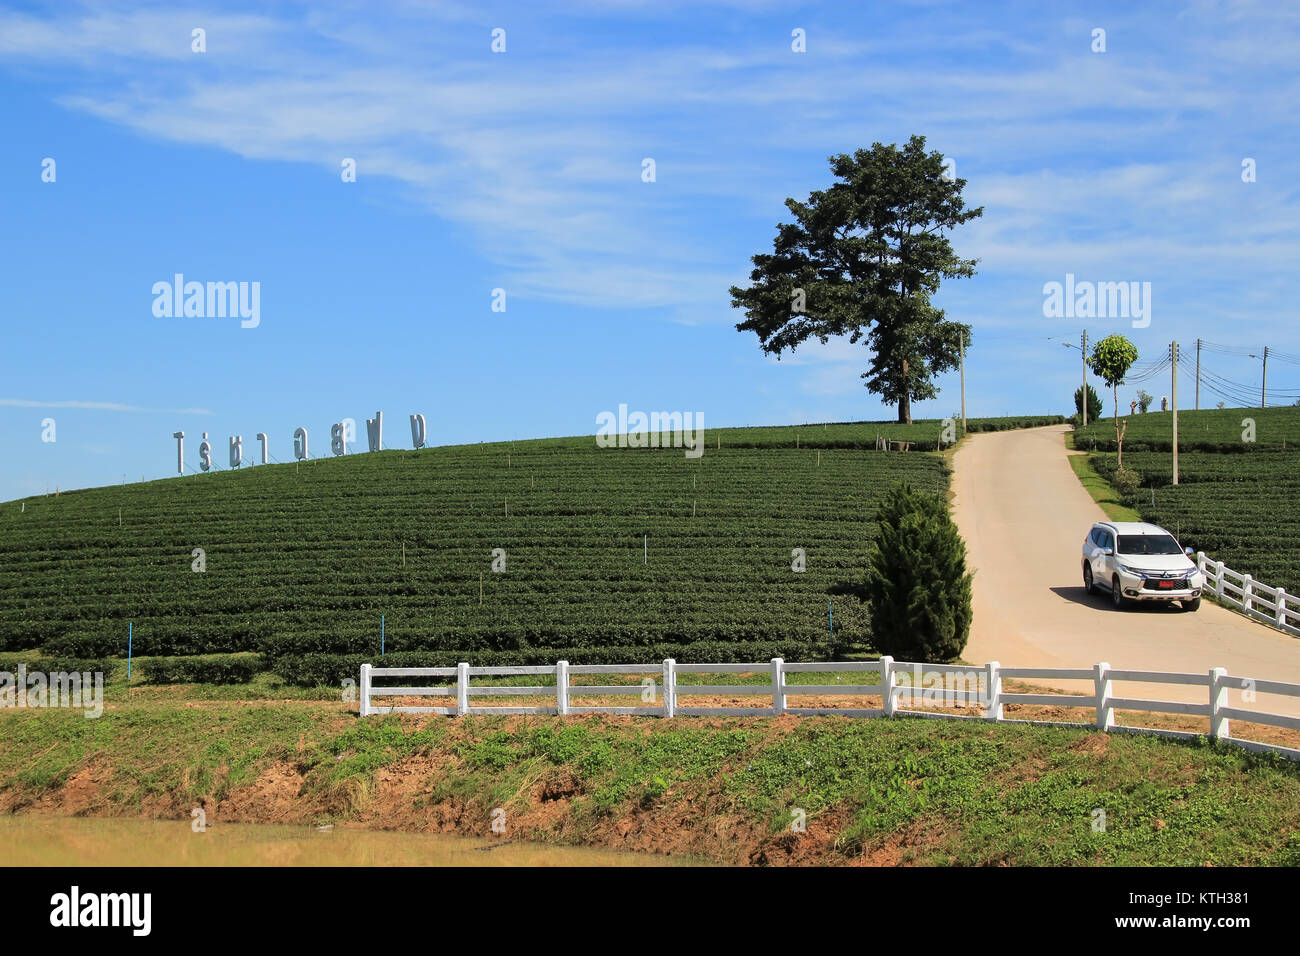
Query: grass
xmin=3 ymin=701 xmax=1298 ymax=865
xmin=1066 ymin=451 xmax=1141 ymax=522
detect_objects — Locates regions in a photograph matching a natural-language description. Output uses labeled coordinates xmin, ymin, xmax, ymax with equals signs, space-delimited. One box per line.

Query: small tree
xmin=1087 ymin=334 xmax=1139 ymax=468
xmin=1136 ymin=390 xmax=1153 ymax=413
xmin=1074 ymin=383 xmax=1102 ymax=424
xmin=862 ymin=482 xmax=972 ymax=661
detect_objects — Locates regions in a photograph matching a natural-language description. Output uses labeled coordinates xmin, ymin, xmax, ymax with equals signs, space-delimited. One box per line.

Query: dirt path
xmin=950 ymin=424 xmax=1300 ymax=715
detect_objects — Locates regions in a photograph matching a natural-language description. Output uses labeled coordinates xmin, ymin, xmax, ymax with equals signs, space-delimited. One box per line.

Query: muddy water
xmin=0 ymin=816 xmax=679 ymax=866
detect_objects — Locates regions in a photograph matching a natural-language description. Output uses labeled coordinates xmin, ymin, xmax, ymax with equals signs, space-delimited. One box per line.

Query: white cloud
xmin=0 ymin=399 xmax=214 ymax=414
xmin=2 ymin=1 xmax=1297 ymax=348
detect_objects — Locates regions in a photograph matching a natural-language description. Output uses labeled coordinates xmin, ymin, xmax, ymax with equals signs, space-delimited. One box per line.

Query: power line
xmin=1126 ymin=354 xmax=1172 ymax=384
xmin=1177 ymin=352 xmax=1300 ymax=405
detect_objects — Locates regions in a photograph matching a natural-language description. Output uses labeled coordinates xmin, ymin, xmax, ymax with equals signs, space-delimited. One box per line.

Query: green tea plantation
xmin=0 ymin=417 xmax=1059 ymax=685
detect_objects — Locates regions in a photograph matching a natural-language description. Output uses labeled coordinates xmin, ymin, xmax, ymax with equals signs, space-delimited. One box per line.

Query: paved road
xmin=950 ymin=424 xmax=1300 ymax=713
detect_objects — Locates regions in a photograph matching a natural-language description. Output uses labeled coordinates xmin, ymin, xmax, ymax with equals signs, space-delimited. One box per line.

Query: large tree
xmin=730 ymin=135 xmax=983 ymax=423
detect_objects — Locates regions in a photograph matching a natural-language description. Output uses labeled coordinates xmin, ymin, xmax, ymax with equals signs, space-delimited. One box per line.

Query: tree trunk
xmin=897 ymin=359 xmax=912 ymax=424
xmin=1113 ymin=384 xmax=1124 ymax=469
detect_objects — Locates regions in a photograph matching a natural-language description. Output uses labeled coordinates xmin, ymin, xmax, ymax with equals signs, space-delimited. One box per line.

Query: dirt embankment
xmin=5 ymin=716 xmax=859 ymax=866
xmin=7 ymin=694 xmax=1299 ymax=867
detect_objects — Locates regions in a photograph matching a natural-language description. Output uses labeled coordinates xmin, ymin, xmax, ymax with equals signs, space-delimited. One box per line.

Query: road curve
xmin=950 ymin=424 xmax=1300 ymax=713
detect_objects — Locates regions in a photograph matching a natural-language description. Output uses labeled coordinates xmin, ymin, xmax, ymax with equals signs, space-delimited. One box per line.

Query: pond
xmin=0 ymin=815 xmax=682 ymax=867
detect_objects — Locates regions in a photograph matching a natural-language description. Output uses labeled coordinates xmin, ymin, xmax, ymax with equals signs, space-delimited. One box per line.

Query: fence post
xmin=359 ymin=663 xmax=371 ymax=717
xmin=984 ymin=661 xmax=1002 ymax=721
xmin=1094 ymin=662 xmax=1114 ymax=731
xmin=771 ymin=658 xmax=785 ymax=715
xmin=1242 ymin=575 xmax=1254 ymax=613
xmin=662 ymin=659 xmax=676 ymax=718
xmin=1275 ymin=588 xmax=1288 ymax=626
xmin=1209 ymin=667 xmax=1230 ymax=742
xmin=1215 ymin=561 xmax=1225 ymax=599
xmin=456 ymin=662 xmax=469 ymax=716
xmin=880 ymin=656 xmax=895 ymax=716
xmin=556 ymin=660 xmax=569 ymax=716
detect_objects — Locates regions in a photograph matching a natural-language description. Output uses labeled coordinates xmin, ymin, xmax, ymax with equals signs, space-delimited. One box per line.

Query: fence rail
xmin=1197 ymin=551 xmax=1300 ymax=636
xmin=360 ymin=656 xmax=1300 ymax=762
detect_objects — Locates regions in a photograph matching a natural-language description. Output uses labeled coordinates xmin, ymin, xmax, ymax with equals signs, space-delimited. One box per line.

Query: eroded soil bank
xmin=3 ymin=700 xmax=1299 ymax=866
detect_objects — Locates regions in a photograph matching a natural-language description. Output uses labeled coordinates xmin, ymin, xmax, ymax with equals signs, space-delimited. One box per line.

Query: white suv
xmin=1082 ymin=521 xmax=1204 ymax=611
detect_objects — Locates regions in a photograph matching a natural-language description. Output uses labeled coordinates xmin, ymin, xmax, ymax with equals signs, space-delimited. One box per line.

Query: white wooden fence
xmin=1197 ymin=552 xmax=1300 ymax=636
xmin=359 ymin=657 xmax=1300 ymax=762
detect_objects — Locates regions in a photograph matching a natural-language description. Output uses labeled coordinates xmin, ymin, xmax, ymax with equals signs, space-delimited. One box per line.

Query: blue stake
xmin=127 ymin=621 xmax=132 ymax=680
xmin=381 ymin=614 xmax=385 ymax=656
xmin=828 ymin=601 xmax=833 ymax=639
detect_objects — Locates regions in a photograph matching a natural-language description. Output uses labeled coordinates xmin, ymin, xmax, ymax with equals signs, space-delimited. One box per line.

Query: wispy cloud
xmin=0 ymin=399 xmax=214 ymax=414
xmin=2 ymin=1 xmax=1297 ymax=341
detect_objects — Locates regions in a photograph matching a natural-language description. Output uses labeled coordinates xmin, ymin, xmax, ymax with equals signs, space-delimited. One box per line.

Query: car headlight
xmin=1116 ymin=564 xmax=1142 ymax=576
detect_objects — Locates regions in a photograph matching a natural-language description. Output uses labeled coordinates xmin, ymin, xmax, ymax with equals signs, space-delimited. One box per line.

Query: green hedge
xmin=964 ymin=415 xmax=1065 ymax=433
xmin=272 ymin=640 xmax=819 ymax=687
xmin=0 ymin=656 xmax=110 ymax=675
xmin=41 ymin=623 xmax=263 ymax=659
xmin=40 ymin=630 xmax=122 ymax=659
xmin=257 ymin=625 xmax=821 ymax=662
xmin=138 ymin=654 xmax=262 ymax=685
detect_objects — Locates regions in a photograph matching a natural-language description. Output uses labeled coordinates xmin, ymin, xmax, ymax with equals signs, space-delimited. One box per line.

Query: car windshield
xmin=1117 ymin=534 xmax=1183 ymax=556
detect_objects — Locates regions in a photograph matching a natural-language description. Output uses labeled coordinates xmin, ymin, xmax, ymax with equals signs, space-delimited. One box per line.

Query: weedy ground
xmin=3 ymin=697 xmax=1298 ymax=866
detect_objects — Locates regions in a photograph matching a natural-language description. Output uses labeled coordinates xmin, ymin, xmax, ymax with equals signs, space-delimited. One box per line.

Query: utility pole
xmin=1195 ymin=338 xmax=1201 ymax=411
xmin=959 ymin=330 xmax=967 ymax=433
xmin=1171 ymin=341 xmax=1179 ymax=486
xmin=1081 ymin=329 xmax=1088 ymax=427
xmin=1262 ymin=346 xmax=1269 ymax=408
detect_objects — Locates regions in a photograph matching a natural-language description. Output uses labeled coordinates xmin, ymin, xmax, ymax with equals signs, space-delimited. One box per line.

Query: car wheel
xmin=1083 ymin=564 xmax=1095 ymax=595
xmin=1183 ymin=597 xmax=1201 ymax=612
xmin=1111 ymin=576 xmax=1126 ymax=609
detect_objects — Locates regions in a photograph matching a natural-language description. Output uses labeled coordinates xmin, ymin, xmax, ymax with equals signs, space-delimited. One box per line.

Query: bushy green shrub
xmin=41 ymin=630 xmax=121 ymax=659
xmin=138 ymin=654 xmax=261 ymax=685
xmin=1073 ymin=384 xmax=1103 ymax=423
xmin=1112 ymin=467 xmax=1141 ymax=498
xmin=862 ymin=482 xmax=972 ymax=662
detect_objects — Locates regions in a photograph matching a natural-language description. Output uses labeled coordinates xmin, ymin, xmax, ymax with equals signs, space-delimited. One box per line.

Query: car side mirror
xmin=1103 ymin=547 xmax=1114 ymax=556
xmin=1185 ymin=547 xmax=1195 ymax=557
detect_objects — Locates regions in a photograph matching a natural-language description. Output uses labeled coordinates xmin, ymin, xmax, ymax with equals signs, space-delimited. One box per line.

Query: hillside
xmin=1077 ymin=406 xmax=1300 ymax=595
xmin=1074 ymin=404 xmax=1300 ymax=452
xmin=0 ymin=416 xmax=1060 ymax=684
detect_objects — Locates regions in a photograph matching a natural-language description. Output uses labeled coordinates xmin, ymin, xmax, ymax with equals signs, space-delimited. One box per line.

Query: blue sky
xmin=2 ymin=0 xmax=1298 ymax=501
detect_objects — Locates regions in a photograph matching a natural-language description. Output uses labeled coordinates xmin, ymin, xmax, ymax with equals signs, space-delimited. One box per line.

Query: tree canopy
xmin=1087 ymin=334 xmax=1139 ymax=467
